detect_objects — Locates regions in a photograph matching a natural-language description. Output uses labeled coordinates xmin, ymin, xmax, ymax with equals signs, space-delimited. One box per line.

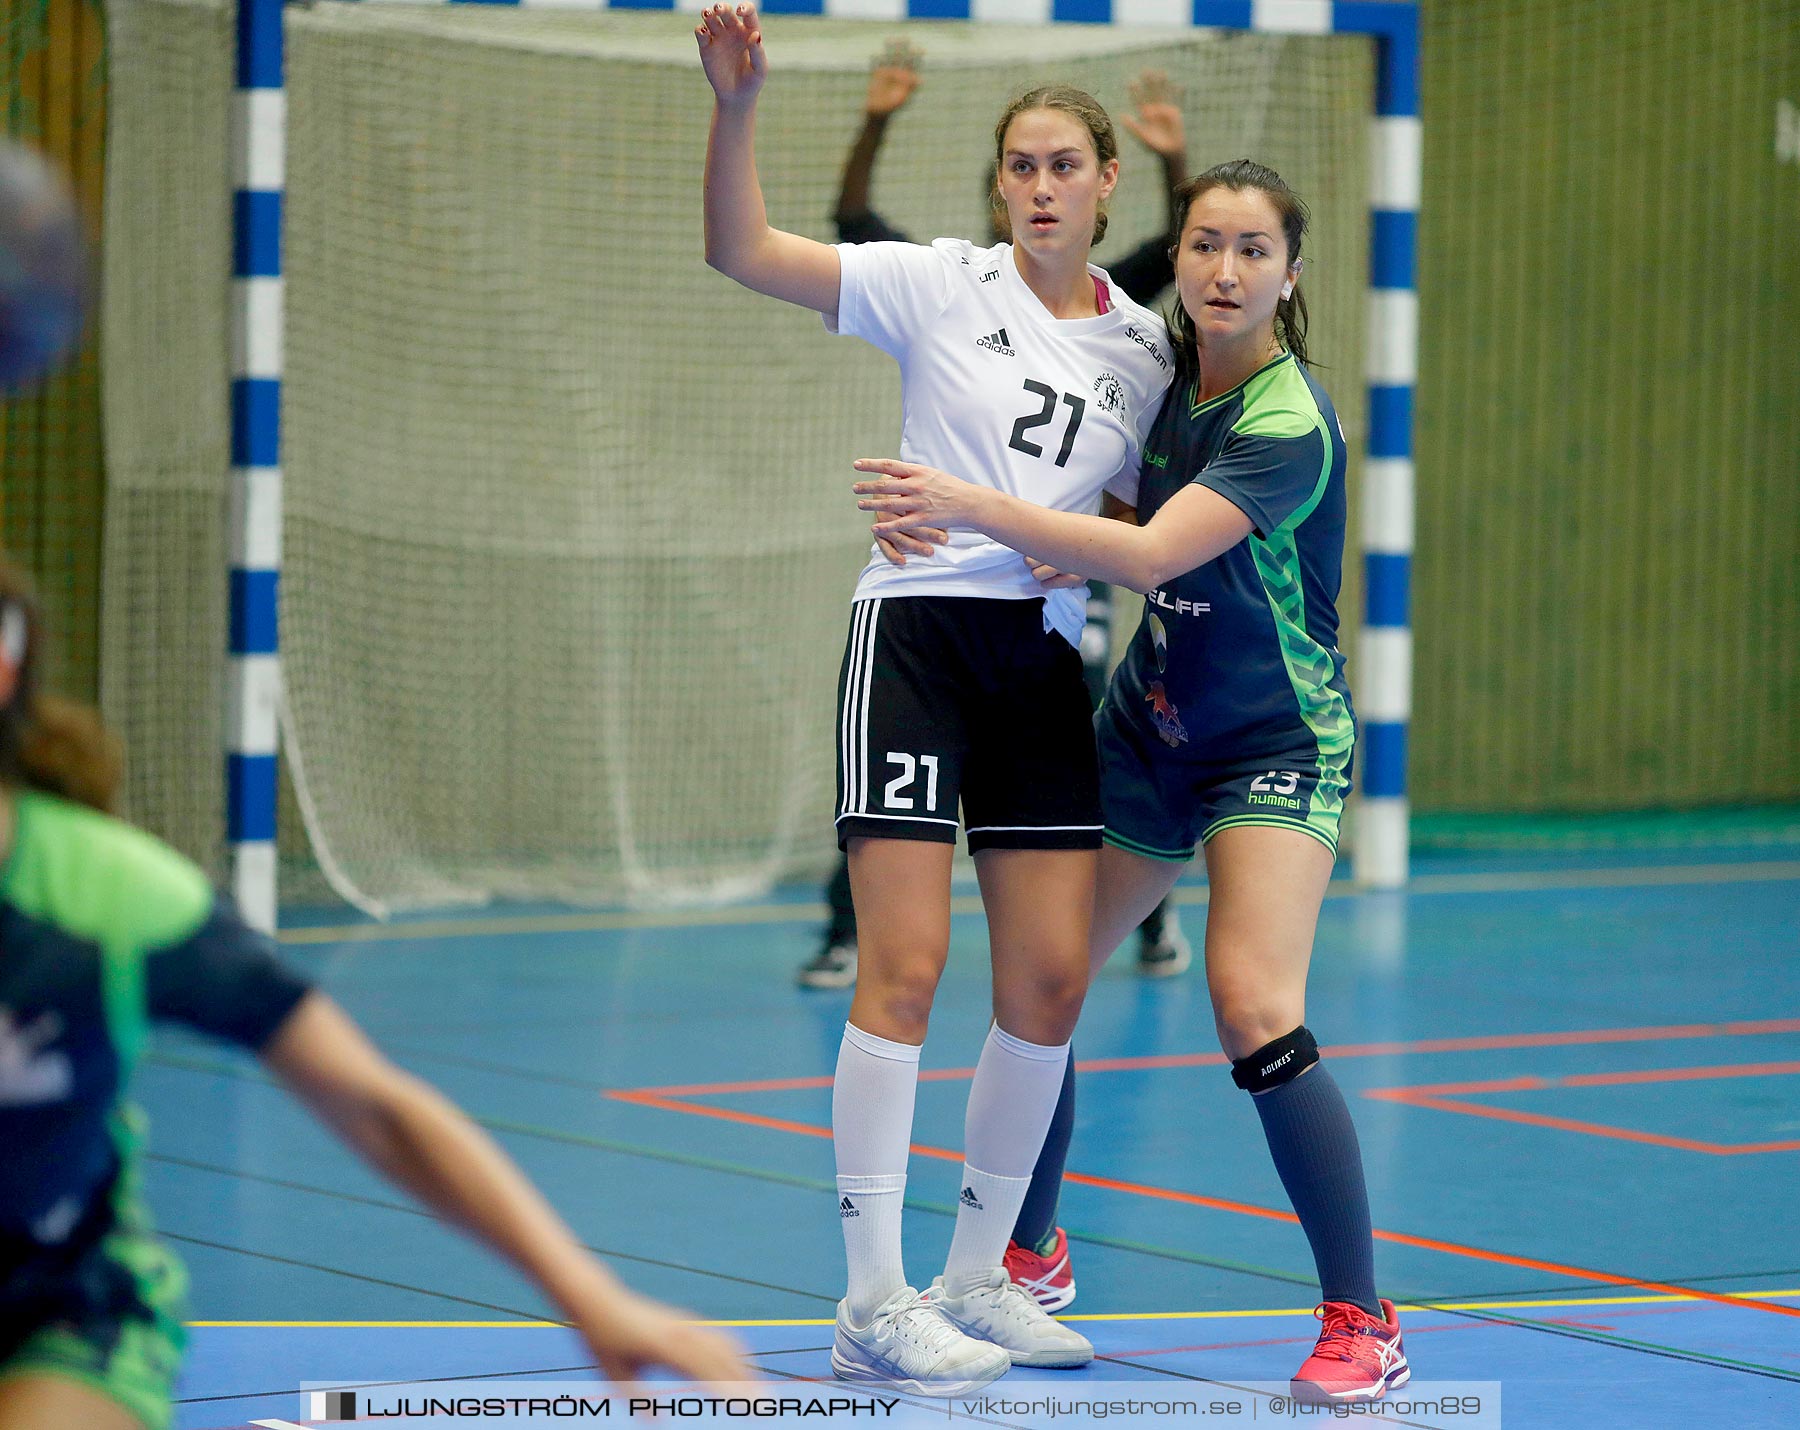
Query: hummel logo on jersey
xmin=840 ymin=1196 xmax=860 ymax=1218
xmin=960 ymin=1186 xmax=984 ymax=1210
xmin=975 ymin=328 xmax=1015 ymax=357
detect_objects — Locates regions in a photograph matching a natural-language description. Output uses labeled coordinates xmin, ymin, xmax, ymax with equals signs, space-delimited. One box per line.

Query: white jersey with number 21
xmin=828 ymin=238 xmax=1174 ymax=646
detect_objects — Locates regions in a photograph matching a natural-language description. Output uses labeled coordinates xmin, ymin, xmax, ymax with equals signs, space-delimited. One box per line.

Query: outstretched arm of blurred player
xmin=698 ymin=3 xmax=841 ymax=315
xmin=262 ymin=992 xmax=752 ymax=1387
xmin=834 ymin=42 xmax=921 ymax=228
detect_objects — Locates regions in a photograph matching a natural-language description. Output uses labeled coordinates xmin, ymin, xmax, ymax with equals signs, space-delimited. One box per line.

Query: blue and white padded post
xmin=1345 ymin=1 xmax=1419 ymax=888
xmin=228 ymin=0 xmax=284 ymax=931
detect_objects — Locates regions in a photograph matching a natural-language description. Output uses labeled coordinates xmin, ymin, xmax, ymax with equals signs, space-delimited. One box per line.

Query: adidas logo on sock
xmin=975 ymin=328 xmax=1015 ymax=357
xmin=839 ymin=1196 xmax=859 ymax=1218
xmin=960 ymin=1186 xmax=984 ymax=1211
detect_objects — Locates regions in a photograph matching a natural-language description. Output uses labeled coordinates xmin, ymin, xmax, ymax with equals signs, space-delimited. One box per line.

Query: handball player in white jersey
xmin=697 ymin=4 xmax=1171 ymax=1396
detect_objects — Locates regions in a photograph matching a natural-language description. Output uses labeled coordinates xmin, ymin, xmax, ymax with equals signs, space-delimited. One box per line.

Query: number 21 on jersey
xmin=885 ymin=753 xmax=940 ymax=811
xmin=1009 ymin=380 xmax=1085 ymax=467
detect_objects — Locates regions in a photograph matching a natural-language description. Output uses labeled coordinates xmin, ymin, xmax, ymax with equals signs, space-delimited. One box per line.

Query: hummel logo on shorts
xmin=840 ymin=1196 xmax=859 ymax=1218
xmin=960 ymin=1186 xmax=984 ymax=1210
xmin=975 ymin=328 xmax=1015 ymax=357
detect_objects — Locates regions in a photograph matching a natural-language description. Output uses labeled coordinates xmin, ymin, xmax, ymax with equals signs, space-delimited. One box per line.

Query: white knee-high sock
xmin=942 ymin=1024 xmax=1070 ymax=1291
xmin=834 ymin=1021 xmax=922 ymax=1322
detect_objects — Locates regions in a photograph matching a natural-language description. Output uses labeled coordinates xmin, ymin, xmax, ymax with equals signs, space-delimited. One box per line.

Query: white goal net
xmin=102 ymin=2 xmax=1369 ymax=912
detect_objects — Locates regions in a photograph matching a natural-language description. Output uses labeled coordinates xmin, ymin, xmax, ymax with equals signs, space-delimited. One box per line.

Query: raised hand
xmin=696 ymin=3 xmax=768 ymax=109
xmin=865 ymin=39 xmax=922 ymax=117
xmin=1120 ymin=69 xmax=1186 ymax=160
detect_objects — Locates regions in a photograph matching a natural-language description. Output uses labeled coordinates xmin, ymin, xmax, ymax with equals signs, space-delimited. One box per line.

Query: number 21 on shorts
xmin=885 ymin=753 xmax=940 ymax=811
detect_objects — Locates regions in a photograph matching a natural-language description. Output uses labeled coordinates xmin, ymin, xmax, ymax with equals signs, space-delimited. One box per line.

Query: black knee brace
xmin=1230 ymin=1026 xmax=1319 ymax=1093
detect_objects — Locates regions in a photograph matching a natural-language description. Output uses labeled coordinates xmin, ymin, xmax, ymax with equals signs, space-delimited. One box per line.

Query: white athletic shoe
xmin=831 ymin=1285 xmax=1013 ymax=1397
xmin=931 ymin=1267 xmax=1095 ymax=1368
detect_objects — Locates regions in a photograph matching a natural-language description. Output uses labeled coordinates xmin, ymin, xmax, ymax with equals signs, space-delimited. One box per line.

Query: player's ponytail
xmin=0 ymin=556 xmax=122 ymax=813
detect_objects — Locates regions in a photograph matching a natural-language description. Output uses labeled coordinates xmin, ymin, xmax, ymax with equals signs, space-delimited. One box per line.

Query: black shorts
xmin=835 ymin=596 xmax=1102 ymax=853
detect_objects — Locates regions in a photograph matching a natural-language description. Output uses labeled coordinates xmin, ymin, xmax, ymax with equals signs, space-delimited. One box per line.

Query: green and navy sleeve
xmin=145 ymin=897 xmax=311 ymax=1051
xmin=1193 ymin=422 xmax=1332 ymax=540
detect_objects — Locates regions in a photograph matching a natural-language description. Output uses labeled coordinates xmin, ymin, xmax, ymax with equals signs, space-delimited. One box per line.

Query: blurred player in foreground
xmin=0 ymin=139 xmax=750 ymax=1430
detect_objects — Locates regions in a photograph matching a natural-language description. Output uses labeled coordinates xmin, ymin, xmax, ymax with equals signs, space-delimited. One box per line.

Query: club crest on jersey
xmin=975 ymin=327 xmax=1016 ymax=357
xmin=1145 ymin=681 xmax=1188 ymax=748
xmin=1092 ymin=370 xmax=1126 ymax=417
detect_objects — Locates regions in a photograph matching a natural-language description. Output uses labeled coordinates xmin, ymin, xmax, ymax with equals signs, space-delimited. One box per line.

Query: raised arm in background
xmin=834 ymin=40 xmax=921 ymax=239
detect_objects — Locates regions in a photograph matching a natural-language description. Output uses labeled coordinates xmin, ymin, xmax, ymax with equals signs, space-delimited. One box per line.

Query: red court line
xmin=1381 ymin=1062 xmax=1800 ymax=1098
xmin=1367 ymin=1061 xmax=1800 ymax=1155
xmin=628 ymin=1019 xmax=1800 ymax=1098
xmin=604 ymin=1091 xmax=1800 ymax=1318
xmin=1560 ymin=1060 xmax=1800 ymax=1088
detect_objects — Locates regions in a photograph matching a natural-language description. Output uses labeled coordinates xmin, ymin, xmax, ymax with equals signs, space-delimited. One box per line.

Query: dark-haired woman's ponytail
xmin=0 ymin=573 xmax=124 ymax=814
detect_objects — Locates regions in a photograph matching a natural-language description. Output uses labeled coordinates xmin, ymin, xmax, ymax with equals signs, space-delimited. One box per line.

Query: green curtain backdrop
xmin=1412 ymin=0 xmax=1800 ymax=810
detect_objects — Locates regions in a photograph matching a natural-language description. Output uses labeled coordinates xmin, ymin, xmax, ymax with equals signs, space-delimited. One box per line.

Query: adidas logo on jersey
xmin=975 ymin=328 xmax=1015 ymax=357
xmin=960 ymin=1186 xmax=984 ymax=1210
xmin=840 ymin=1196 xmax=860 ymax=1218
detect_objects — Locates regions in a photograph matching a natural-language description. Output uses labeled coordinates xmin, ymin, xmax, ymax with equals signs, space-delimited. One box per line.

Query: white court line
xmin=277 ymin=860 xmax=1800 ymax=946
xmin=198 ymin=1286 xmax=1800 ymax=1329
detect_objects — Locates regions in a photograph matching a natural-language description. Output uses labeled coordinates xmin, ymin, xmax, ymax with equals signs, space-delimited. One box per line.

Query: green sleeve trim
xmin=5 ymin=794 xmax=213 ymax=947
xmin=5 ymin=793 xmax=214 ymax=1076
xmin=1232 ymin=358 xmax=1323 ymax=440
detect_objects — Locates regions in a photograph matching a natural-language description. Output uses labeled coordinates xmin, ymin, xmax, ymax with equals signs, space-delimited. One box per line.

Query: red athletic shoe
xmin=1290 ymin=1298 xmax=1410 ymax=1403
xmin=1003 ymin=1227 xmax=1076 ymax=1312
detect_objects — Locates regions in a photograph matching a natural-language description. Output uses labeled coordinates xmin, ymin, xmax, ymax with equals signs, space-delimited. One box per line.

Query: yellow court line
xmin=278 ymin=861 xmax=1800 ymax=946
xmin=190 ymin=1289 xmax=1800 ymax=1329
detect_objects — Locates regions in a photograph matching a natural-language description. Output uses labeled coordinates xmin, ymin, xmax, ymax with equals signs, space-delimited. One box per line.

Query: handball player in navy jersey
xmin=858 ymin=160 xmax=1409 ymax=1405
xmin=0 ymin=560 xmax=749 ymax=1430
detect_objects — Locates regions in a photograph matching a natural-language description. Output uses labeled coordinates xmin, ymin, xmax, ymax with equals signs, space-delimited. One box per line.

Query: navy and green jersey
xmin=0 ymin=791 xmax=310 ymax=1260
xmin=1108 ymin=351 xmax=1355 ymax=768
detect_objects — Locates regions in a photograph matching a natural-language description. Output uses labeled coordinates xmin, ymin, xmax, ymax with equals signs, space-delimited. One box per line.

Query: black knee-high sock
xmin=1251 ymin=1062 xmax=1381 ymax=1314
xmin=1011 ymin=1044 xmax=1076 ymax=1252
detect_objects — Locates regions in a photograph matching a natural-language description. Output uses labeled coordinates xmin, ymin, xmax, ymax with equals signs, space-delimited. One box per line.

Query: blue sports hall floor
xmin=139 ymin=842 xmax=1800 ymax=1428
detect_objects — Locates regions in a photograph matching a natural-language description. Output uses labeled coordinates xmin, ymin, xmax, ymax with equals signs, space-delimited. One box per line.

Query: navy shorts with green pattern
xmin=1095 ymin=701 xmax=1352 ymax=862
xmin=0 ymin=1217 xmax=189 ymax=1430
